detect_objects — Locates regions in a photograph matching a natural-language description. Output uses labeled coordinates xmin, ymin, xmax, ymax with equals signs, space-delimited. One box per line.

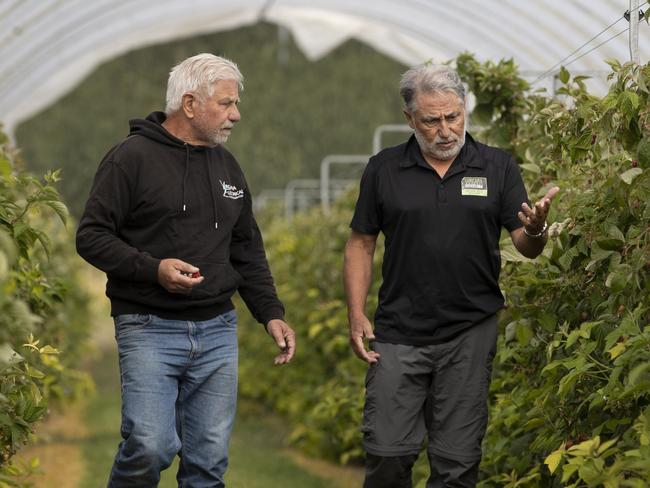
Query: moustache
xmin=435 ymin=136 xmax=458 ymax=144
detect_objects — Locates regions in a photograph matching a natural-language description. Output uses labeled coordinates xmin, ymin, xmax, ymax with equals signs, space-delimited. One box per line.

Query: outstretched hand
xmin=157 ymin=258 xmax=204 ymax=294
xmin=349 ymin=314 xmax=380 ymax=363
xmin=266 ymin=319 xmax=296 ymax=365
xmin=518 ymin=186 xmax=560 ymax=234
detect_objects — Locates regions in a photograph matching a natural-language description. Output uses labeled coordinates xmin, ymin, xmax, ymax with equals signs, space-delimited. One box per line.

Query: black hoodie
xmin=76 ymin=112 xmax=284 ymax=324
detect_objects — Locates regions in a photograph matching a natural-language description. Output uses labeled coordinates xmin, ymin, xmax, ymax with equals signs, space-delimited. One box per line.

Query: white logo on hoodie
xmin=220 ymin=180 xmax=244 ymax=200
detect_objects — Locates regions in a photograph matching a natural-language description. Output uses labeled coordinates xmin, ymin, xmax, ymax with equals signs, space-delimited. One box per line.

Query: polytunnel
xmin=1 ymin=0 xmax=649 ymax=135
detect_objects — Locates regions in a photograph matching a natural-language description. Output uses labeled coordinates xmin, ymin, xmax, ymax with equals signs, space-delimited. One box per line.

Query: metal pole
xmin=284 ymin=179 xmax=320 ymax=220
xmin=320 ymin=155 xmax=370 ymax=214
xmin=371 ymin=124 xmax=413 ymax=155
xmin=630 ymin=0 xmax=640 ymax=63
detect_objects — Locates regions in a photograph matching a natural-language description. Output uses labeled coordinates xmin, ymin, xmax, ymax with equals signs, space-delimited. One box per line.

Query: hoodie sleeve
xmin=76 ymin=154 xmax=160 ymax=283
xmin=230 ymin=187 xmax=285 ymax=326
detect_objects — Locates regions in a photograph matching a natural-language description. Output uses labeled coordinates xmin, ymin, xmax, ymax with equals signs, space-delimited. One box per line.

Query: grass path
xmin=20 ymin=344 xmax=363 ymax=488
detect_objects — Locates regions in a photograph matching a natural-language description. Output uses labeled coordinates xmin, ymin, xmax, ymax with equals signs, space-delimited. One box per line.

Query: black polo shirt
xmin=351 ymin=133 xmax=528 ymax=345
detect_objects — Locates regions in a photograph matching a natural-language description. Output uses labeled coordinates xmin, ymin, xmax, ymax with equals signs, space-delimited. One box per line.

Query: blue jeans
xmin=108 ymin=310 xmax=238 ymax=488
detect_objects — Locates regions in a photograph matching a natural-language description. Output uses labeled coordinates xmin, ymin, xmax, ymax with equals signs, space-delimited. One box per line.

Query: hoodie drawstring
xmin=182 ymin=144 xmax=190 ymax=212
xmin=206 ymin=152 xmax=219 ymax=229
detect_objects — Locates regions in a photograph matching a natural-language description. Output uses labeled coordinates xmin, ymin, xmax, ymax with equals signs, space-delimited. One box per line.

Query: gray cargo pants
xmin=362 ymin=314 xmax=498 ymax=488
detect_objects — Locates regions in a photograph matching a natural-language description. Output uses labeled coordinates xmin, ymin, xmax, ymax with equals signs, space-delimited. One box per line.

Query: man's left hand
xmin=266 ymin=319 xmax=296 ymax=365
xmin=517 ymin=186 xmax=560 ymax=234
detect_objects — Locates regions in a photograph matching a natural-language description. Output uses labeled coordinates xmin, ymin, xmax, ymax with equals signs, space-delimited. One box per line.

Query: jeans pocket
xmin=220 ymin=309 xmax=238 ymax=328
xmin=114 ymin=313 xmax=153 ymax=338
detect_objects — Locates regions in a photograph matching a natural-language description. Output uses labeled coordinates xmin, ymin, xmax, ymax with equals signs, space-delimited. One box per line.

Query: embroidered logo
xmin=461 ymin=177 xmax=488 ymax=197
xmin=219 ymin=180 xmax=244 ymax=199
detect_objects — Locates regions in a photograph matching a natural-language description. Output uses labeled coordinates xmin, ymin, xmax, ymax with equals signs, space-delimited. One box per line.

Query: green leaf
xmin=559 ymin=66 xmax=570 ymax=84
xmin=0 ymin=154 xmax=12 ymax=177
xmin=607 ymin=341 xmax=626 ymax=359
xmin=45 ymin=200 xmax=69 ymax=225
xmin=0 ymin=344 xmax=23 ymax=365
xmin=544 ymin=448 xmax=564 ymax=474
xmin=620 ymin=167 xmax=643 ymax=184
xmin=596 ymin=237 xmax=624 ymax=251
xmin=586 ymin=246 xmax=613 ymax=271
xmin=520 ymin=163 xmax=541 ymax=174
xmin=628 ymin=363 xmax=650 ymax=386
xmin=515 ymin=321 xmax=534 ymax=345
xmin=604 ymin=272 xmax=624 ymax=293
xmin=620 ymin=91 xmax=640 ymax=113
xmin=607 ymin=226 xmax=625 ymax=242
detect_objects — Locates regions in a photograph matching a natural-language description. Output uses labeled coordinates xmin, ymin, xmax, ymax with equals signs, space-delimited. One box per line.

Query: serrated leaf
xmin=45 ymin=200 xmax=68 ymax=225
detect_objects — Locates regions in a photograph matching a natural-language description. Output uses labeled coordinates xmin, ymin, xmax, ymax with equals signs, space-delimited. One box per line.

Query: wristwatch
xmin=524 ymin=221 xmax=548 ymax=238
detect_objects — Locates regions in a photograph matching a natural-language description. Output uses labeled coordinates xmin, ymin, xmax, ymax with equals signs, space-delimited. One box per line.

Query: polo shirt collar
xmin=400 ymin=132 xmax=485 ymax=170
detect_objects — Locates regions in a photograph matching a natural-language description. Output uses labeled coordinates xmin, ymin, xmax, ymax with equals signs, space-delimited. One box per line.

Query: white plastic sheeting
xmin=1 ymin=0 xmax=648 ymax=134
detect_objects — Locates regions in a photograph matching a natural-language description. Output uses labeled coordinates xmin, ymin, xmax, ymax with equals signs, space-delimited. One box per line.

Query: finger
xmin=544 ymin=186 xmax=560 ymax=201
xmin=351 ymin=336 xmax=377 ymax=363
xmin=363 ymin=325 xmax=376 ymax=341
xmin=518 ymin=210 xmax=535 ymax=226
xmin=282 ymin=332 xmax=296 ymax=361
xmin=274 ymin=352 xmax=290 ymax=365
xmin=520 ymin=202 xmax=536 ymax=218
xmin=174 ymin=260 xmax=200 ymax=275
xmin=173 ymin=274 xmax=196 ymax=289
xmin=270 ymin=327 xmax=286 ymax=349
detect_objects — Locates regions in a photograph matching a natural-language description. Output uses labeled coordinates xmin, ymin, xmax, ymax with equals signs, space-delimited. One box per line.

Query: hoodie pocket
xmin=188 ymin=261 xmax=241 ymax=301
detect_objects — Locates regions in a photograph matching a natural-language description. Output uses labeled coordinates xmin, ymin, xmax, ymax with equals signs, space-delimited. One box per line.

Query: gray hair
xmin=399 ymin=63 xmax=465 ymax=113
xmin=165 ymin=53 xmax=244 ymax=114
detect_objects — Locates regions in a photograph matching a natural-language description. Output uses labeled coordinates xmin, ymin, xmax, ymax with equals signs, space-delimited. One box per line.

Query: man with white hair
xmin=344 ymin=63 xmax=559 ymax=487
xmin=77 ymin=53 xmax=295 ymax=487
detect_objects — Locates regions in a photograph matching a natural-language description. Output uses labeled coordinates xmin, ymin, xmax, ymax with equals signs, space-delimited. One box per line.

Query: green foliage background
xmin=0 ymin=132 xmax=92 ymax=486
xmin=16 ymin=22 xmax=407 ymax=218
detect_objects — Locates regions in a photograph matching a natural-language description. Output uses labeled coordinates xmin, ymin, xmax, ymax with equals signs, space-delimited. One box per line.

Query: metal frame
xmin=319 ymin=154 xmax=370 ymax=214
xmin=371 ymin=124 xmax=413 ymax=154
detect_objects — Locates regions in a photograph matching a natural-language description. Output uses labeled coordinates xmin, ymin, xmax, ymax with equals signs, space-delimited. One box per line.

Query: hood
xmin=128 ymin=111 xmax=190 ymax=149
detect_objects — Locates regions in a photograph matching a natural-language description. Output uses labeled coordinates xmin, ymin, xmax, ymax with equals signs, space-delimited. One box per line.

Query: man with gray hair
xmin=344 ymin=63 xmax=559 ymax=486
xmin=77 ymin=53 xmax=295 ymax=487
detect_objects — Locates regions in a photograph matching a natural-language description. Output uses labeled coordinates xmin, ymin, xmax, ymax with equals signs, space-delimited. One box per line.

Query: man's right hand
xmin=158 ymin=258 xmax=204 ymax=294
xmin=349 ymin=313 xmax=380 ymax=363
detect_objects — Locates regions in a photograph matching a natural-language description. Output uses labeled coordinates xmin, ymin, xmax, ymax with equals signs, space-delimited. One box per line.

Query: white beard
xmin=414 ymin=130 xmax=465 ymax=161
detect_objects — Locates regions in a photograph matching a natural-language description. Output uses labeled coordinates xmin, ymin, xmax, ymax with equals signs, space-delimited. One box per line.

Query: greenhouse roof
xmin=1 ymin=0 xmax=648 ymax=133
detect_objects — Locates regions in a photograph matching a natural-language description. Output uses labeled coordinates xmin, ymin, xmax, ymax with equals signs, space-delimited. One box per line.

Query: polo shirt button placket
xmin=438 ymin=182 xmax=447 ymax=204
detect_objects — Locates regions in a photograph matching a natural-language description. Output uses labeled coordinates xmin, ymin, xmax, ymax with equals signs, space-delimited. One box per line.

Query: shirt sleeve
xmin=230 ymin=185 xmax=285 ymax=326
xmin=76 ymin=156 xmax=161 ymax=283
xmin=350 ymin=158 xmax=381 ymax=235
xmin=500 ymin=157 xmax=529 ymax=232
